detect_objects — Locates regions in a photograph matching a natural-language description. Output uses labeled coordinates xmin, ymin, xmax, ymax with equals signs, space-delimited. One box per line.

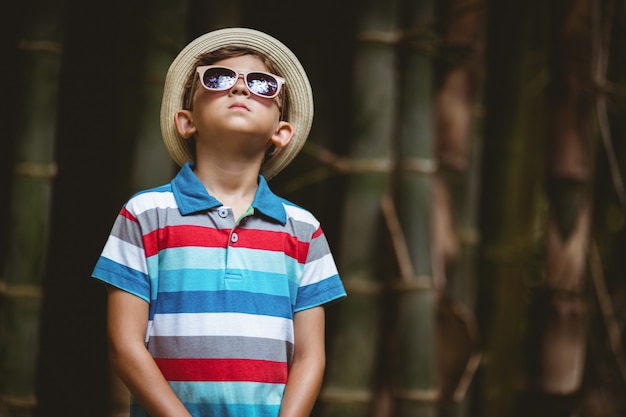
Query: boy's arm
xmin=107 ymin=286 xmax=193 ymax=417
xmin=279 ymin=306 xmax=326 ymax=417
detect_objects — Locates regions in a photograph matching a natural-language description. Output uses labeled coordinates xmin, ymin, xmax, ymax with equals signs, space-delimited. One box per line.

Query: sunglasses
xmin=196 ymin=65 xmax=285 ymax=99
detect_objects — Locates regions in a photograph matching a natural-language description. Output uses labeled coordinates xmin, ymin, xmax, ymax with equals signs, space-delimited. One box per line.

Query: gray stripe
xmin=148 ymin=335 xmax=294 ymax=362
xmin=307 ymin=231 xmax=332 ymax=262
xmin=111 ymin=215 xmax=144 ymax=247
xmin=133 ymin=206 xmax=233 ymax=232
xmin=245 ymin=215 xmax=317 ymax=243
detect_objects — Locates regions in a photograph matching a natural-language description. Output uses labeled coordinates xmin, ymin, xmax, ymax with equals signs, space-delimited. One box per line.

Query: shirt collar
xmin=171 ymin=162 xmax=287 ymax=225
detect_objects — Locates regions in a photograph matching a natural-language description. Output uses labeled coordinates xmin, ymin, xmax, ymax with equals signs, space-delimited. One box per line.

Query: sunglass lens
xmin=246 ymin=72 xmax=279 ymax=97
xmin=202 ymin=67 xmax=237 ymax=90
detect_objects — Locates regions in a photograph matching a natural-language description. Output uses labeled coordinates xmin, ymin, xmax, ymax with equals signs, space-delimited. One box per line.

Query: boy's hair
xmin=181 ymin=46 xmax=288 ymax=117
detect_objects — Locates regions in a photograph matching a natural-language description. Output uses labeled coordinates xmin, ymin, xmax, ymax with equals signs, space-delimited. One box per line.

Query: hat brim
xmin=160 ymin=27 xmax=313 ymax=180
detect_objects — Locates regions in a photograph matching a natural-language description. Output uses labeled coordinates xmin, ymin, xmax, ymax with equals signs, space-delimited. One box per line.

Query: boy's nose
xmin=230 ymin=74 xmax=249 ymax=96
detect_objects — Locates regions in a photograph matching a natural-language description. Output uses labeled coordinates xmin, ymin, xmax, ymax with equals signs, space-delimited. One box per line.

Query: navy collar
xmin=171 ymin=162 xmax=287 ymax=225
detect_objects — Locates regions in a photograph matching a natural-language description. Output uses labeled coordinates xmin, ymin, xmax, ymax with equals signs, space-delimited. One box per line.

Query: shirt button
xmin=218 ymin=208 xmax=229 ymax=218
xmin=231 ymin=232 xmax=239 ymax=244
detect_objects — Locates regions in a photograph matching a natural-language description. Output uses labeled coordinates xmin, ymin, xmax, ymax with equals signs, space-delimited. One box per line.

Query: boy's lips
xmin=229 ymin=102 xmax=250 ymax=111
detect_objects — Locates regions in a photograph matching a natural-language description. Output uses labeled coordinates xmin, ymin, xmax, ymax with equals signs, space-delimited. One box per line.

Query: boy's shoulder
xmin=276 ymin=195 xmax=320 ymax=228
xmin=124 ymin=183 xmax=176 ymax=213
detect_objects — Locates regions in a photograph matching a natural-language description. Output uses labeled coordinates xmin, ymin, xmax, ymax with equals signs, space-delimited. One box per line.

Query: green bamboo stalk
xmin=130 ymin=0 xmax=187 ymax=192
xmin=129 ymin=0 xmax=187 ymax=191
xmin=391 ymin=1 xmax=438 ymax=416
xmin=475 ymin=0 xmax=549 ymax=416
xmin=318 ymin=0 xmax=399 ymax=416
xmin=0 ymin=2 xmax=65 ymax=416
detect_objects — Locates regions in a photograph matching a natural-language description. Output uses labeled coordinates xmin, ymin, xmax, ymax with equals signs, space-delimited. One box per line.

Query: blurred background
xmin=1 ymin=0 xmax=625 ymax=416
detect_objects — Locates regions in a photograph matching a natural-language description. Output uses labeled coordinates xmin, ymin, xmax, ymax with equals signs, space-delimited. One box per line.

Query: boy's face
xmin=182 ymin=55 xmax=291 ymax=161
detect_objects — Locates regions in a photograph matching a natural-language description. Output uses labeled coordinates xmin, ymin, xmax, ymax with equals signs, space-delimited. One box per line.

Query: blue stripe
xmin=155 ymin=290 xmax=293 ymax=318
xmin=295 ymin=274 xmax=346 ymax=312
xmin=92 ymin=257 xmax=150 ymax=302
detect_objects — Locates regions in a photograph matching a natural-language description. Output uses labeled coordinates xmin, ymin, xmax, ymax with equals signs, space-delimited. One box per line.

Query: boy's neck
xmin=193 ymin=158 xmax=260 ymax=219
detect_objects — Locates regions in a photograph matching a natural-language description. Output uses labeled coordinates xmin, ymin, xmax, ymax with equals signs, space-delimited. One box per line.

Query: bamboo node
xmin=14 ymin=162 xmax=58 ymax=178
xmin=391 ymin=278 xmax=434 ymax=292
xmin=0 ymin=281 xmax=43 ymax=299
xmin=400 ymin=158 xmax=438 ymax=174
xmin=0 ymin=394 xmax=37 ymax=408
xmin=457 ymin=227 xmax=480 ymax=244
xmin=340 ymin=158 xmax=392 ymax=174
xmin=18 ymin=39 xmax=63 ymax=54
xmin=357 ymin=30 xmax=403 ymax=45
xmin=342 ymin=280 xmax=386 ymax=295
xmin=319 ymin=386 xmax=373 ymax=404
xmin=393 ymin=387 xmax=439 ymax=403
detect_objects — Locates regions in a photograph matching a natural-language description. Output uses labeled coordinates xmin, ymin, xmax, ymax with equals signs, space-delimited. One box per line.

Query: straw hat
xmin=160 ymin=27 xmax=314 ymax=180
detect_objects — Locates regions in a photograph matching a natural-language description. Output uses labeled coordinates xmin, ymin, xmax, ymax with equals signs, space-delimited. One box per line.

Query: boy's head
xmin=161 ymin=28 xmax=314 ymax=179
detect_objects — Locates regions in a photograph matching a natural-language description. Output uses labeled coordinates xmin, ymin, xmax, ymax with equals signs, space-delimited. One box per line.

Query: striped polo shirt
xmin=92 ymin=162 xmax=346 ymax=417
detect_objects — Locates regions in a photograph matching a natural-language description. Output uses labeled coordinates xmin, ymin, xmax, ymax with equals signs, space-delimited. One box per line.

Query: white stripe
xmin=150 ymin=312 xmax=294 ymax=343
xmin=283 ymin=204 xmax=319 ymax=228
xmin=300 ymin=253 xmax=339 ymax=286
xmin=127 ymin=190 xmax=177 ymax=215
xmin=101 ymin=235 xmax=148 ymax=274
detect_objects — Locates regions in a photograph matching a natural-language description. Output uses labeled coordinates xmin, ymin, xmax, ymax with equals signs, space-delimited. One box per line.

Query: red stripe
xmin=155 ymin=358 xmax=288 ymax=384
xmin=142 ymin=225 xmax=311 ymax=263
xmin=312 ymin=226 xmax=323 ymax=239
xmin=120 ymin=207 xmax=138 ymax=222
xmin=143 ymin=225 xmax=230 ymax=257
xmin=234 ymin=229 xmax=309 ymax=263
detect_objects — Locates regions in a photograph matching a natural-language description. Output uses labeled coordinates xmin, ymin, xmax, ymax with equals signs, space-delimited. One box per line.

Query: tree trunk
xmin=0 ymin=1 xmax=65 ymax=416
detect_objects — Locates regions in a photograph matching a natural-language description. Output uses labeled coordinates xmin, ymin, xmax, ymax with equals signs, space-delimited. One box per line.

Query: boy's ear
xmin=174 ymin=110 xmax=197 ymax=139
xmin=270 ymin=121 xmax=294 ymax=149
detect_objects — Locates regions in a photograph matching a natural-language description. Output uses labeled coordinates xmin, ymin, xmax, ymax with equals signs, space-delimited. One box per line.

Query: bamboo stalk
xmin=0 ymin=1 xmax=65 ymax=416
xmin=475 ymin=0 xmax=549 ymax=415
xmin=433 ymin=2 xmax=485 ymax=416
xmin=521 ymin=1 xmax=596 ymax=415
xmin=319 ymin=1 xmax=399 ymax=416
xmin=391 ymin=1 xmax=438 ymax=416
xmin=129 ymin=0 xmax=187 ymax=191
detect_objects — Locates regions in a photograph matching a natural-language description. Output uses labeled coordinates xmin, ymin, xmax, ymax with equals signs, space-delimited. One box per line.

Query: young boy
xmin=92 ymin=28 xmax=346 ymax=417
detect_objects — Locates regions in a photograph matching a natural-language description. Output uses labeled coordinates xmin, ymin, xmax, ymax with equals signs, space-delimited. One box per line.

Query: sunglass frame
xmin=196 ymin=65 xmax=285 ymax=99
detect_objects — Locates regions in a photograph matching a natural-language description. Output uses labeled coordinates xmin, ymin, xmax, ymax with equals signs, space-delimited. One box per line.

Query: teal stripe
xmin=155 ymin=269 xmax=298 ymax=297
xmin=150 ymin=247 xmax=226 ymax=272
xmin=186 ymin=402 xmax=281 ymax=417
xmin=170 ymin=381 xmax=284 ymax=405
xmin=149 ymin=247 xmax=304 ymax=277
xmin=229 ymin=247 xmax=304 ymax=279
